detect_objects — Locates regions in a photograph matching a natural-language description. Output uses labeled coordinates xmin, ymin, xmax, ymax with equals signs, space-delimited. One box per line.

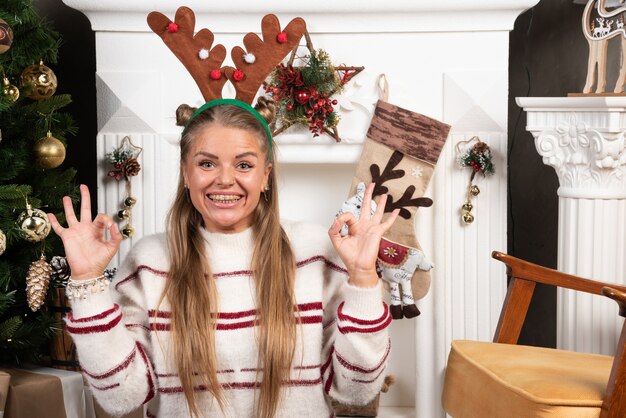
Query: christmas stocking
xmin=344 ymin=100 xmax=449 ymax=319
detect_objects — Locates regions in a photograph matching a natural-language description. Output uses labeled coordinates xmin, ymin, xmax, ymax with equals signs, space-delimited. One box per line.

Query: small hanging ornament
xmin=456 ymin=137 xmax=495 ymax=225
xmin=3 ymin=76 xmax=19 ymax=102
xmin=26 ymin=255 xmax=52 ymax=311
xmin=0 ymin=18 xmax=14 ymax=54
xmin=0 ymin=229 xmax=6 ymax=256
xmin=17 ymin=199 xmax=52 ymax=243
xmin=21 ymin=60 xmax=58 ymax=100
xmin=34 ymin=131 xmax=66 ymax=169
xmin=50 ymin=255 xmax=71 ymax=288
xmin=106 ymin=136 xmax=142 ymax=238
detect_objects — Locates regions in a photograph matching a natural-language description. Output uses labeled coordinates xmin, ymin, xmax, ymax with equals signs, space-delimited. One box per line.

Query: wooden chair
xmin=442 ymin=251 xmax=626 ymax=418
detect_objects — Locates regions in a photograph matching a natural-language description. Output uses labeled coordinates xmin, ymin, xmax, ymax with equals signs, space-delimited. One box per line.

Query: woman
xmin=49 ymin=97 xmax=398 ymax=418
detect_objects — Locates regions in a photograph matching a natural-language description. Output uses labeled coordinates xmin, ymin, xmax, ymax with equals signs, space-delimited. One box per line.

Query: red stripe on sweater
xmin=324 ymin=366 xmax=334 ymax=394
xmin=214 ymin=269 xmax=252 ymax=278
xmin=66 ymin=304 xmax=119 ymax=323
xmin=321 ymin=347 xmax=334 ymax=376
xmin=148 ymin=302 xmax=322 ymax=321
xmin=115 ymin=265 xmax=167 ymax=289
xmin=137 ymin=342 xmax=156 ymax=404
xmin=82 ymin=347 xmax=136 ymax=380
xmin=337 ymin=314 xmax=391 ymax=334
xmin=335 ymin=339 xmax=391 ymax=374
xmin=352 ymin=365 xmax=386 ymax=384
xmin=90 ymin=382 xmax=120 ymax=391
xmin=149 ymin=315 xmax=322 ymax=332
xmin=337 ymin=302 xmax=389 ymax=325
xmin=66 ymin=313 xmax=122 ymax=334
xmin=159 ymin=378 xmax=322 ymax=394
xmin=297 ymin=256 xmax=348 ymax=275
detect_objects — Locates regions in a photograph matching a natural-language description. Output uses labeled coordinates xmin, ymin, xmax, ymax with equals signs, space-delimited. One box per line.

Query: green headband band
xmin=183 ymin=99 xmax=273 ymax=156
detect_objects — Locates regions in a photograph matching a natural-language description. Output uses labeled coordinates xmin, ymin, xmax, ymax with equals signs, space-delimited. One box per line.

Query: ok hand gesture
xmin=48 ymin=185 xmax=123 ymax=280
xmin=328 ymin=183 xmax=399 ymax=288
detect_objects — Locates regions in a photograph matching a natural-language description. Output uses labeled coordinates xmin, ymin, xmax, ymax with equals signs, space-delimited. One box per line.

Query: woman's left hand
xmin=328 ymin=183 xmax=400 ymax=288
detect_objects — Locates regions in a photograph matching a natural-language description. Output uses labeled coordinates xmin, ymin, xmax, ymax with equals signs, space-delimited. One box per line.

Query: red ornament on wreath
xmin=295 ymin=90 xmax=310 ymax=104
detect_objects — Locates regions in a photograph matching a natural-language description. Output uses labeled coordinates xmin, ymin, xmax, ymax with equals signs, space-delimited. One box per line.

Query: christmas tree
xmin=0 ymin=0 xmax=79 ymax=364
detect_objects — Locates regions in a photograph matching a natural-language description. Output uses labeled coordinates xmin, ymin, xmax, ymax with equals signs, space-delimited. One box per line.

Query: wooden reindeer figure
xmin=582 ymin=0 xmax=626 ymax=94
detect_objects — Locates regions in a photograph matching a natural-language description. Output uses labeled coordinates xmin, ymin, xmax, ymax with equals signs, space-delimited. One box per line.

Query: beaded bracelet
xmin=66 ymin=275 xmax=110 ymax=301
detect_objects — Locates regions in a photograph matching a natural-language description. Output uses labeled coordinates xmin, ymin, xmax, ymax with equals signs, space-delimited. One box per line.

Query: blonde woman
xmin=49 ymin=97 xmax=398 ymax=418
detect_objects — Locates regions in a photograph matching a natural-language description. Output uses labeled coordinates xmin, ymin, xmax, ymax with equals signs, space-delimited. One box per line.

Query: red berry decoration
xmin=210 ymin=69 xmax=222 ymax=80
xmin=276 ymin=32 xmax=288 ymax=43
xmin=286 ymin=103 xmax=293 ymax=111
xmin=233 ymin=70 xmax=245 ymax=81
xmin=167 ymin=22 xmax=179 ymax=33
xmin=295 ymin=90 xmax=310 ymax=105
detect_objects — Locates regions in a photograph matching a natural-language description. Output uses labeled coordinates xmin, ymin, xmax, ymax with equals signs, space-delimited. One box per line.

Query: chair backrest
xmin=491 ymin=251 xmax=626 ymax=418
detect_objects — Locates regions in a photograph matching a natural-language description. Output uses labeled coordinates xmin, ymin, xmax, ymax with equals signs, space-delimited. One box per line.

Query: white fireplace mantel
xmin=64 ymin=1 xmax=539 ymax=416
xmin=63 ymin=0 xmax=535 ymax=32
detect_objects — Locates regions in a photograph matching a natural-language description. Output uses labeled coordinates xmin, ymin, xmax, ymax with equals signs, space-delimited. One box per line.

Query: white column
xmin=517 ymin=97 xmax=626 ymax=355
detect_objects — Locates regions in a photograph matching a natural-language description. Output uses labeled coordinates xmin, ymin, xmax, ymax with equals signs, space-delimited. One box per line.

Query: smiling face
xmin=182 ymin=123 xmax=272 ymax=233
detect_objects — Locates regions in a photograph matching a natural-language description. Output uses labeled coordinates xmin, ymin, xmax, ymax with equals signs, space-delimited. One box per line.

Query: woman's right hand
xmin=48 ymin=184 xmax=123 ymax=280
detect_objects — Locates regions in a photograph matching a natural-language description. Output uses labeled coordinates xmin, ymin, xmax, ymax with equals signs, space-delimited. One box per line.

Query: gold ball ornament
xmin=470 ymin=185 xmax=481 ymax=196
xmin=121 ymin=225 xmax=135 ymax=238
xmin=34 ymin=131 xmax=66 ymax=169
xmin=18 ymin=204 xmax=52 ymax=242
xmin=0 ymin=229 xmax=5 ymax=256
xmin=462 ymin=212 xmax=475 ymax=224
xmin=0 ymin=18 xmax=14 ymax=54
xmin=21 ymin=62 xmax=58 ymax=100
xmin=3 ymin=77 xmax=19 ymax=102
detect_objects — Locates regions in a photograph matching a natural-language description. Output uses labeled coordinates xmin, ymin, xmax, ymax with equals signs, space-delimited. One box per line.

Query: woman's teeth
xmin=209 ymin=194 xmax=241 ymax=202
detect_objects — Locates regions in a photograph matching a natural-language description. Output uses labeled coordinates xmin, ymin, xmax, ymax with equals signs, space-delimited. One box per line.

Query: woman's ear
xmin=263 ymin=163 xmax=273 ymax=187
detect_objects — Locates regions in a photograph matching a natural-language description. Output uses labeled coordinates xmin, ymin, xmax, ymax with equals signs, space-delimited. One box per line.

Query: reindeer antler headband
xmin=147 ymin=6 xmax=307 ymax=145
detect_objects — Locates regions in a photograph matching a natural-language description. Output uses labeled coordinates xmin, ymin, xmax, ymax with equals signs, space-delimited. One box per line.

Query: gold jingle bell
xmin=462 ymin=202 xmax=473 ymax=212
xmin=121 ymin=225 xmax=134 ymax=238
xmin=124 ymin=197 xmax=137 ymax=207
xmin=34 ymin=131 xmax=66 ymax=169
xmin=470 ymin=185 xmax=480 ymax=196
xmin=21 ymin=61 xmax=58 ymax=100
xmin=3 ymin=77 xmax=19 ymax=102
xmin=117 ymin=209 xmax=130 ymax=220
xmin=462 ymin=212 xmax=475 ymax=224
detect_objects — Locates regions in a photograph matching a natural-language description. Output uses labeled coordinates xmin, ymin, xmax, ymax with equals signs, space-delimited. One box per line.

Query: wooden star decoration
xmin=269 ymin=30 xmax=364 ymax=142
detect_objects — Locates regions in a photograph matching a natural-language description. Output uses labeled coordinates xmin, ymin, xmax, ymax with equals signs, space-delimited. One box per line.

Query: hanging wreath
xmin=264 ymin=31 xmax=363 ymax=142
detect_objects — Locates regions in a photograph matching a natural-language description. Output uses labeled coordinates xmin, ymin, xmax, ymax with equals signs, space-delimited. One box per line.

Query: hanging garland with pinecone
xmin=264 ymin=31 xmax=363 ymax=142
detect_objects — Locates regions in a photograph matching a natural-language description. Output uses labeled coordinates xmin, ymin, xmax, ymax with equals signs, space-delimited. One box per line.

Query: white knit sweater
xmin=66 ymin=221 xmax=391 ymax=418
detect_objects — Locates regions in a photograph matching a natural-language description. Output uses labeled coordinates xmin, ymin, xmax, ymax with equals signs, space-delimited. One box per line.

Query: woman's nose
xmin=216 ymin=168 xmax=235 ymax=186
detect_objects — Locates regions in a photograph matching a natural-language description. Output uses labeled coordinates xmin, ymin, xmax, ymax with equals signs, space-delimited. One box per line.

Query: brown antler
xmin=147 ymin=7 xmax=227 ymax=101
xmin=370 ymin=151 xmax=434 ymax=219
xmin=370 ymin=151 xmax=405 ymax=197
xmin=225 ymin=14 xmax=306 ymax=104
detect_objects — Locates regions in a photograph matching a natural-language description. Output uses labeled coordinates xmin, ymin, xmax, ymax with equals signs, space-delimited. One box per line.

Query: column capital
xmin=517 ymin=97 xmax=626 ymax=199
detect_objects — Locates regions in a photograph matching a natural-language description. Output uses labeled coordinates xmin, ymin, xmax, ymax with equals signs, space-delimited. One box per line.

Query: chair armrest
xmin=602 ymin=287 xmax=626 ymax=318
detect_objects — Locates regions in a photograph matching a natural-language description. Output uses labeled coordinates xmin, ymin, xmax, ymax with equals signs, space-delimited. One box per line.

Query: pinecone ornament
xmin=50 ymin=255 xmax=70 ymax=287
xmin=26 ymin=255 xmax=52 ymax=311
xmin=122 ymin=158 xmax=141 ymax=177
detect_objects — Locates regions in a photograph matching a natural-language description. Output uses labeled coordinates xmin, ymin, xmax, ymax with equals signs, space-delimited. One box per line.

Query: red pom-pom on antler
xmin=167 ymin=22 xmax=179 ymax=33
xmin=233 ymin=70 xmax=245 ymax=81
xmin=276 ymin=32 xmax=288 ymax=43
xmin=210 ymin=69 xmax=222 ymax=80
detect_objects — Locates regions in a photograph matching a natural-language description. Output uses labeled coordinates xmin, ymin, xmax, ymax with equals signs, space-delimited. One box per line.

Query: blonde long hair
xmin=159 ymin=97 xmax=297 ymax=418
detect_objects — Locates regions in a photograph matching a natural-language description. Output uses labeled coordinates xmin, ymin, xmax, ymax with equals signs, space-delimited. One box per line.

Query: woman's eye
xmin=199 ymin=161 xmax=214 ymax=168
xmin=238 ymin=162 xmax=253 ymax=170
